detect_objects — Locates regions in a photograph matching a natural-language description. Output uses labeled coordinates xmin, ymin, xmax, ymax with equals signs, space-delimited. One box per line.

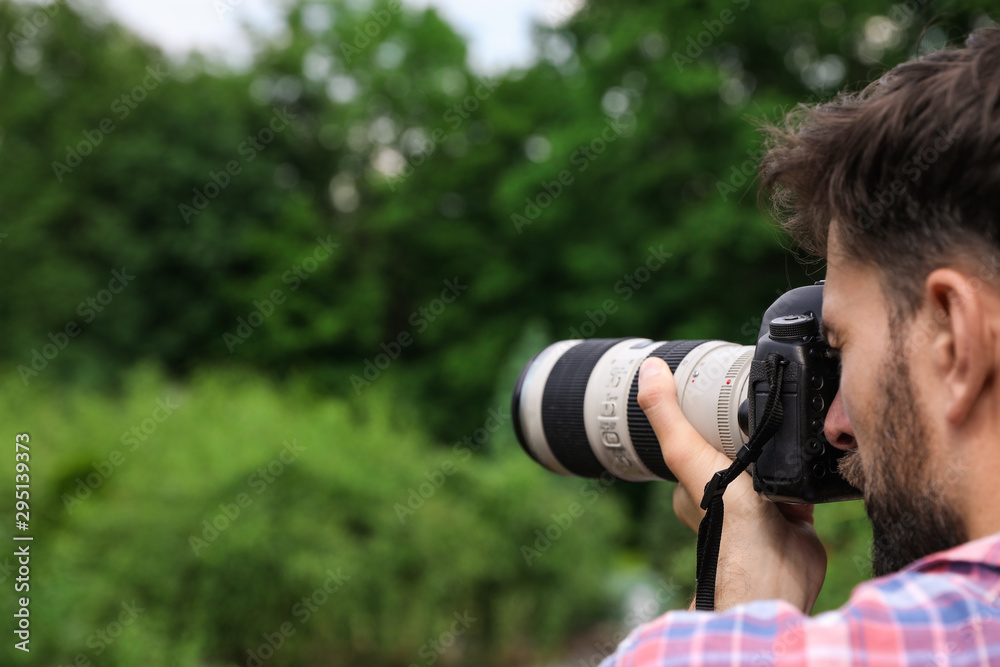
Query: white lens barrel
xmin=512 ymin=338 xmax=755 ymax=481
xmin=582 ymin=339 xmax=662 ymax=480
xmin=515 ymin=339 xmax=582 ymax=476
xmin=671 ymin=341 xmax=754 ymax=462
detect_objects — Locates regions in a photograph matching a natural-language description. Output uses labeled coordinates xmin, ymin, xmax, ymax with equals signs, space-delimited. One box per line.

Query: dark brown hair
xmin=759 ymin=28 xmax=1000 ymax=315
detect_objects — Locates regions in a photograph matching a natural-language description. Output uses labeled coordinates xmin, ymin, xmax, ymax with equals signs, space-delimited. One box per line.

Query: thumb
xmin=636 ymin=356 xmax=733 ymax=494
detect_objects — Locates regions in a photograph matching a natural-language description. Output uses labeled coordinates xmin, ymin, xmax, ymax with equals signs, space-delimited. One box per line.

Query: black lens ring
xmin=542 ymin=338 xmax=628 ymax=478
xmin=626 ymin=340 xmax=711 ymax=481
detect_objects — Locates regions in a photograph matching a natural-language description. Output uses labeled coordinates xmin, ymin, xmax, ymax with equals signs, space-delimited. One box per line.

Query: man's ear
xmin=925 ymin=268 xmax=994 ymax=425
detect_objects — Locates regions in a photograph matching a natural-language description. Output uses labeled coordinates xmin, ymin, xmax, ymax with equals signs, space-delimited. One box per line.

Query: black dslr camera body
xmin=511 ymin=283 xmax=861 ymax=504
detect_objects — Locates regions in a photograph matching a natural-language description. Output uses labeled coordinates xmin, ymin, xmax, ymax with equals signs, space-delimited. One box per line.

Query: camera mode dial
xmin=768 ymin=313 xmax=819 ymax=341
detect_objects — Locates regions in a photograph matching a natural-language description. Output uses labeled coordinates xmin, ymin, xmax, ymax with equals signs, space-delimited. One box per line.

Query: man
xmin=602 ymin=27 xmax=1000 ymax=666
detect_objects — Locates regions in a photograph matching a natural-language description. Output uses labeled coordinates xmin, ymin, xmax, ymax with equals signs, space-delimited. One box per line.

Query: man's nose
xmin=824 ymin=390 xmax=856 ymax=450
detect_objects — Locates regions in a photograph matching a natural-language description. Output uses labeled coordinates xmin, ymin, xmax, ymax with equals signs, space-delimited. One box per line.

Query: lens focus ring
xmin=626 ymin=340 xmax=709 ymax=481
xmin=542 ymin=339 xmax=628 ymax=478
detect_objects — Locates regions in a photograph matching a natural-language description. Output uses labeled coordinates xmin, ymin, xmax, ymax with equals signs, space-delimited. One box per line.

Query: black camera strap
xmin=694 ymin=352 xmax=787 ymax=612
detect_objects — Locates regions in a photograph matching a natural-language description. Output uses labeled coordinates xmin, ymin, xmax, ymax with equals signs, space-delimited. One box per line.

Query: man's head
xmin=759 ymin=28 xmax=1000 ymax=576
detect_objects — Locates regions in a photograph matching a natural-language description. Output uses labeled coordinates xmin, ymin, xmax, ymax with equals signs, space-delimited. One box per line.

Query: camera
xmin=510 ymin=283 xmax=861 ymax=504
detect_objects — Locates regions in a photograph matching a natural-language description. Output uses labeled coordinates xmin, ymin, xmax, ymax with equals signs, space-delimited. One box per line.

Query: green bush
xmin=0 ymin=367 xmax=625 ymax=666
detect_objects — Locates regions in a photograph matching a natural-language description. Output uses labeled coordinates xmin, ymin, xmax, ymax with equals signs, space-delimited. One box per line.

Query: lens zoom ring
xmin=627 ymin=340 xmax=710 ymax=481
xmin=542 ymin=338 xmax=628 ymax=478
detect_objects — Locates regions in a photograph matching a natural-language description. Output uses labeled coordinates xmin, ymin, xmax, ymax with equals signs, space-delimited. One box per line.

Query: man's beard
xmin=837 ymin=344 xmax=967 ymax=577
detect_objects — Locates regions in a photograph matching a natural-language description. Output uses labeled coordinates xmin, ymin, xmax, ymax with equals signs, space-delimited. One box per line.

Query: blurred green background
xmin=0 ymin=0 xmax=994 ymax=664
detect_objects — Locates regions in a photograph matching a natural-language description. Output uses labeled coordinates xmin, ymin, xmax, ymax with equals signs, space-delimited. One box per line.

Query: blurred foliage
xmin=1 ymin=0 xmax=992 ymax=439
xmin=0 ymin=368 xmax=625 ymax=666
xmin=0 ymin=0 xmax=995 ymax=664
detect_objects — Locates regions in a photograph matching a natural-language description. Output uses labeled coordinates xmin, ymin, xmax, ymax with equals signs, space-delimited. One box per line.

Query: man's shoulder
xmin=605 ymin=533 xmax=1000 ymax=666
xmin=906 ymin=529 xmax=1000 ymax=574
xmin=848 ymin=530 xmax=1000 ymax=616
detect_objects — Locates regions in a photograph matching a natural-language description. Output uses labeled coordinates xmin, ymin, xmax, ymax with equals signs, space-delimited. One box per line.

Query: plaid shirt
xmin=601 ymin=531 xmax=1000 ymax=666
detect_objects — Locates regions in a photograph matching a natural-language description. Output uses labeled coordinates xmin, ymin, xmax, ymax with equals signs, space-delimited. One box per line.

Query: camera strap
xmin=694 ymin=352 xmax=787 ymax=612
